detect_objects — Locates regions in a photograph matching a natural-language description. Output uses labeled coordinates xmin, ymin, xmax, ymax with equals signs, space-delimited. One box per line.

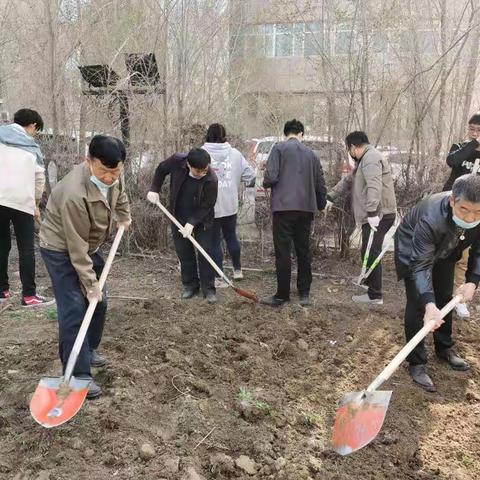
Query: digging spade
xmin=30 ymin=226 xmax=125 ymax=428
xmin=352 ymin=228 xmax=374 ymax=287
xmin=155 ymin=200 xmax=258 ymax=303
xmin=354 ymin=222 xmax=399 ymax=289
xmin=332 ymin=294 xmax=462 ymax=455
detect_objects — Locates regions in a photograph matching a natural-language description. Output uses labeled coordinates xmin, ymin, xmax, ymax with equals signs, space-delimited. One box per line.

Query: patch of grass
xmin=301 ymin=411 xmax=322 ymax=428
xmin=462 ymin=454 xmax=475 ymax=468
xmin=46 ymin=308 xmax=57 ymax=320
xmin=237 ymin=386 xmax=253 ymax=403
xmin=236 ymin=387 xmax=272 ymax=415
xmin=9 ymin=311 xmax=23 ymax=321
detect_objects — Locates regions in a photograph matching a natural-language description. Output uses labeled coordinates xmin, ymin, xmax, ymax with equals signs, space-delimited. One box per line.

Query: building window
xmin=334 ymin=25 xmax=359 ymax=55
xmin=275 ymin=24 xmax=293 ymax=57
xmin=232 ymin=21 xmax=325 ymax=59
xmin=304 ymin=22 xmax=324 ymax=56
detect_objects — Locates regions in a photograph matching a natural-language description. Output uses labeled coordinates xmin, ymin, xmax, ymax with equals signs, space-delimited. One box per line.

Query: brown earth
xmin=0 ymin=249 xmax=479 ymax=480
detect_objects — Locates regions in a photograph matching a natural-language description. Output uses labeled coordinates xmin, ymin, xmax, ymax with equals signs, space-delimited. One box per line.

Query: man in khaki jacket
xmin=327 ymin=131 xmax=396 ymax=305
xmin=40 ymin=135 xmax=131 ymax=399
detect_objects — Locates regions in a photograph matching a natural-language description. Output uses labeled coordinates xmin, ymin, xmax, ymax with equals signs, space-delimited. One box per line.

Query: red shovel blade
xmin=331 ymin=390 xmax=392 ymax=455
xmin=233 ymin=286 xmax=259 ymax=303
xmin=30 ymin=376 xmax=90 ymax=428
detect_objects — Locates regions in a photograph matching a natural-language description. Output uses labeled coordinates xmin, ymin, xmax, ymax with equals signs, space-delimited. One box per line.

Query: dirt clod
xmin=162 ymin=455 xmax=180 ymax=474
xmin=139 ymin=443 xmax=156 ymax=461
xmin=209 ymin=453 xmax=235 ymax=474
xmin=297 ymin=339 xmax=309 ymax=351
xmin=235 ymin=455 xmax=257 ymax=475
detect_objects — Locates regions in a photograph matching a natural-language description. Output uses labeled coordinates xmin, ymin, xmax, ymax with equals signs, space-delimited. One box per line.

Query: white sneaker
xmin=455 ymin=302 xmax=470 ymax=318
xmin=215 ymin=278 xmax=229 ymax=289
xmin=352 ymin=294 xmax=383 ymax=305
xmin=233 ymin=269 xmax=243 ymax=280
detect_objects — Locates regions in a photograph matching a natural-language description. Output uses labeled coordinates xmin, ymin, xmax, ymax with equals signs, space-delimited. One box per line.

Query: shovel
xmin=352 ymin=228 xmax=374 ymax=287
xmin=155 ymin=201 xmax=258 ymax=303
xmin=30 ymin=226 xmax=125 ymax=428
xmin=354 ymin=222 xmax=399 ymax=288
xmin=332 ymin=294 xmax=462 ymax=456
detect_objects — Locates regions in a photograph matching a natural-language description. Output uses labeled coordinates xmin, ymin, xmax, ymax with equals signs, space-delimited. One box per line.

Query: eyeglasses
xmin=468 ymin=126 xmax=480 ymax=133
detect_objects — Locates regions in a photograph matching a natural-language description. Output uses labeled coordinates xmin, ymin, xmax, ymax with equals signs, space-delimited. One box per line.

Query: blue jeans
xmin=40 ymin=248 xmax=107 ymax=376
xmin=211 ymin=214 xmax=241 ymax=273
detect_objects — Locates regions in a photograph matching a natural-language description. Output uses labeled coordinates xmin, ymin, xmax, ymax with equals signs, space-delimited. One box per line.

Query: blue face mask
xmin=90 ymin=175 xmax=118 ymax=190
xmin=452 ymin=214 xmax=480 ymax=229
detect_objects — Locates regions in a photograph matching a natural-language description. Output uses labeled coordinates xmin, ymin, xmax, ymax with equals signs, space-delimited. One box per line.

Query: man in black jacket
xmin=147 ymin=149 xmax=218 ymax=303
xmin=395 ymin=174 xmax=480 ymax=392
xmin=443 ymin=113 xmax=480 ymax=319
xmin=261 ymin=119 xmax=326 ymax=307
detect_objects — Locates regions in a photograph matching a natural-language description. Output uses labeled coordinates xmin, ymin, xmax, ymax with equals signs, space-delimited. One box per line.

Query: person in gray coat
xmin=261 ymin=119 xmax=326 ymax=307
xmin=328 ymin=131 xmax=397 ymax=305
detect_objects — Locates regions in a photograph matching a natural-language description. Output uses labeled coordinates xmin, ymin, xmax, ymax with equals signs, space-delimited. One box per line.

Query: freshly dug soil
xmin=0 ymin=252 xmax=479 ymax=479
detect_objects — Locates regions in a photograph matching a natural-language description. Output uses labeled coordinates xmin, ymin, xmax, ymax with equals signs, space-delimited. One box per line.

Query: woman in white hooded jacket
xmin=202 ymin=124 xmax=255 ymax=284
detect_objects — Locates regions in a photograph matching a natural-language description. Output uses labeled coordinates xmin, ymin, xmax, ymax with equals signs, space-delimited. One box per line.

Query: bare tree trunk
xmin=459 ymin=26 xmax=480 ymax=135
xmin=162 ymin=1 xmax=169 ymax=159
xmin=434 ymin=0 xmax=447 ymax=161
xmin=76 ymin=0 xmax=86 ymax=159
xmin=44 ymin=0 xmax=59 ymax=137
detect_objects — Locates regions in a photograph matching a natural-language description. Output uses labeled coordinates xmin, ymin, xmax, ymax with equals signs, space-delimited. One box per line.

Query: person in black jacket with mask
xmin=147 ymin=148 xmax=218 ymax=304
xmin=395 ymin=174 xmax=480 ymax=392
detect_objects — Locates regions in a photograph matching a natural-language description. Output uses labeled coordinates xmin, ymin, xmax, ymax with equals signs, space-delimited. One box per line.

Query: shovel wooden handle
xmin=155 ymin=201 xmax=234 ymax=288
xmin=366 ymin=294 xmax=462 ymax=393
xmin=63 ymin=226 xmax=125 ymax=382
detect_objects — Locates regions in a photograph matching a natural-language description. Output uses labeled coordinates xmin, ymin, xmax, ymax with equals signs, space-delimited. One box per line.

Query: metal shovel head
xmin=332 ymin=389 xmax=392 ymax=456
xmin=30 ymin=376 xmax=91 ymax=428
xmin=233 ymin=286 xmax=259 ymax=303
xmin=351 ymin=277 xmax=368 ymax=290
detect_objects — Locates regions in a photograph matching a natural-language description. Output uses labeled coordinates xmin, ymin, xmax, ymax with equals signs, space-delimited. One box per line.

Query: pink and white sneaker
xmin=0 ymin=290 xmax=12 ymax=302
xmin=21 ymin=294 xmax=55 ymax=308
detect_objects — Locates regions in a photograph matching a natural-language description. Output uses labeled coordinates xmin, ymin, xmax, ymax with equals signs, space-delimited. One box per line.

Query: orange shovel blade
xmin=331 ymin=390 xmax=392 ymax=455
xmin=30 ymin=376 xmax=90 ymax=428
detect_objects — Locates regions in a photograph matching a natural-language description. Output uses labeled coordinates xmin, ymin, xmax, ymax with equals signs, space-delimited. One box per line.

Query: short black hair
xmin=345 ymin=131 xmax=370 ymax=148
xmin=468 ymin=113 xmax=480 ymax=125
xmin=284 ymin=119 xmax=304 ymax=136
xmin=206 ymin=123 xmax=227 ymax=143
xmin=187 ymin=148 xmax=211 ymax=169
xmin=452 ymin=174 xmax=480 ymax=203
xmin=14 ymin=108 xmax=44 ymax=131
xmin=88 ymin=135 xmax=126 ymax=168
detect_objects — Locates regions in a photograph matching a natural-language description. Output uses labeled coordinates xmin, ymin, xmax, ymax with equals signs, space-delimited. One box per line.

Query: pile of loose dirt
xmin=0 ymin=255 xmax=479 ymax=479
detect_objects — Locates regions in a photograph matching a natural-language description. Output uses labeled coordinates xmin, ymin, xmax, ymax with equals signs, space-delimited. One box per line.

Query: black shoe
xmin=77 ymin=375 xmax=102 ymax=399
xmin=90 ymin=350 xmax=107 ymax=368
xmin=205 ymin=291 xmax=217 ymax=304
xmin=181 ymin=288 xmax=199 ymax=300
xmin=298 ymin=293 xmax=312 ymax=307
xmin=260 ymin=295 xmax=289 ymax=307
xmin=409 ymin=364 xmax=436 ymax=392
xmin=436 ymin=349 xmax=470 ymax=371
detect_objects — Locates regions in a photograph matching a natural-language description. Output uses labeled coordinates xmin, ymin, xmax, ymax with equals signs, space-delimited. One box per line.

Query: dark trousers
xmin=40 ymin=248 xmax=107 ymax=376
xmin=171 ymin=225 xmax=215 ymax=295
xmin=211 ymin=214 xmax=241 ymax=273
xmin=272 ymin=211 xmax=313 ymax=300
xmin=361 ymin=216 xmax=395 ymax=299
xmin=404 ymin=260 xmax=455 ymax=365
xmin=0 ymin=205 xmax=36 ymax=296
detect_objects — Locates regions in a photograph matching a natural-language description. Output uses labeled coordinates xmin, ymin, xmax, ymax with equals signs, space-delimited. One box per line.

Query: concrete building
xmin=228 ymin=0 xmax=443 ymax=141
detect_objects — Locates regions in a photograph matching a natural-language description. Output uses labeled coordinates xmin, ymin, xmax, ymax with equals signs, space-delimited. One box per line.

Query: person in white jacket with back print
xmin=202 ymin=124 xmax=255 ymax=286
